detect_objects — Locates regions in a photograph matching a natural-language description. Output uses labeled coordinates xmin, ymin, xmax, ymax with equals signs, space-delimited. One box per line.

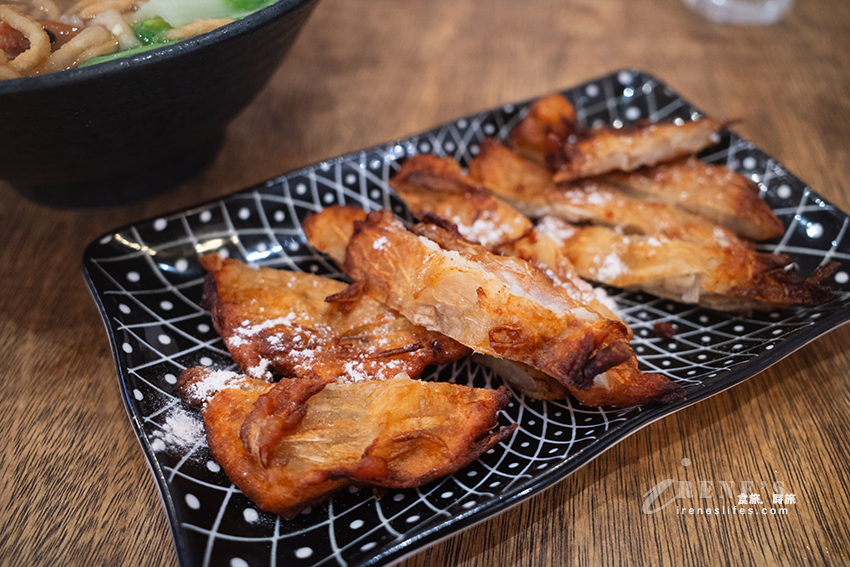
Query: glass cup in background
xmin=682 ymin=0 xmax=794 ymax=25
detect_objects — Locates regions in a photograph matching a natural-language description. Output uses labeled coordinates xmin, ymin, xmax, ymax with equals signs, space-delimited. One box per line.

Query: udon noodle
xmin=0 ymin=0 xmax=270 ymax=79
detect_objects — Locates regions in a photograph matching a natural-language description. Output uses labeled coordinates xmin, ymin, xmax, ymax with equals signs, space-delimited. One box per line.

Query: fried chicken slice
xmin=469 ymin=141 xmax=835 ymax=310
xmin=510 ymin=93 xmax=724 ymax=182
xmin=470 ymin=139 xmax=730 ymax=244
xmin=338 ymin=209 xmax=682 ymax=406
xmin=178 ymin=367 xmax=515 ymax=519
xmin=389 ymin=158 xmax=690 ymax=404
xmin=603 ymin=157 xmax=784 ymax=241
xmin=536 ymin=217 xmax=836 ymax=311
xmin=301 ymin=205 xmax=368 ymax=266
xmin=305 ymin=204 xmax=571 ymax=401
xmin=389 ymin=154 xmax=533 ymax=247
xmin=388 ymin=154 xmax=621 ymax=324
xmin=306 ymin=205 xmax=682 ymax=406
xmin=508 ymin=92 xmax=579 ymax=166
xmin=200 ymin=255 xmax=470 ymax=383
xmin=510 ymin=94 xmax=781 ymax=240
xmin=550 ymin=117 xmax=723 ymax=182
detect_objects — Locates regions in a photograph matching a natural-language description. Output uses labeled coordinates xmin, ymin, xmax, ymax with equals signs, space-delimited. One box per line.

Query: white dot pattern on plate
xmin=185 ymin=494 xmax=200 ymax=510
xmin=83 ymin=70 xmax=850 ymax=567
xmin=625 ymin=106 xmax=641 ymax=120
xmin=806 ymin=222 xmax=824 ymax=239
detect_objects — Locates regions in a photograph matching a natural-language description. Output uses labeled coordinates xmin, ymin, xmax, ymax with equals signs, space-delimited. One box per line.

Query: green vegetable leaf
xmin=79 ymin=42 xmax=169 ymax=68
xmin=134 ymin=16 xmax=173 ymax=45
xmin=223 ymin=0 xmax=265 ymax=11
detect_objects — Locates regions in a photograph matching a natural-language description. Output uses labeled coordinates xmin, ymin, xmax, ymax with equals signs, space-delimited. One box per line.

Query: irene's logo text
xmin=641 ymin=458 xmax=797 ymax=517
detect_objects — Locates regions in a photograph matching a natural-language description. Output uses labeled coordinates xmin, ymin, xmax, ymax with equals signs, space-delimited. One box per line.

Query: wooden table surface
xmin=2 ymin=0 xmax=849 ymax=565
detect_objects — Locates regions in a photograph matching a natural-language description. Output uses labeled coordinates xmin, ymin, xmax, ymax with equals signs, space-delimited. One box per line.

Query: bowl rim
xmin=0 ymin=0 xmax=314 ymax=95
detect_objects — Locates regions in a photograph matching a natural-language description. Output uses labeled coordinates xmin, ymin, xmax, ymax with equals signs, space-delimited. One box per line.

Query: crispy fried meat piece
xmin=178 ymin=367 xmax=515 ymax=519
xmin=307 ymin=205 xmax=684 ymax=406
xmin=302 ymin=205 xmax=368 ymax=265
xmin=474 ymin=350 xmax=682 ymax=406
xmin=548 ymin=117 xmax=724 ymax=182
xmin=509 ymin=93 xmax=724 ymax=183
xmin=603 ymin=157 xmax=784 ymax=241
xmin=470 ymin=139 xmax=730 ymax=244
xmin=536 ymin=217 xmax=836 ymax=311
xmin=341 ymin=209 xmax=683 ymax=406
xmin=506 ymin=95 xmax=783 ymax=240
xmin=469 ymin=142 xmax=835 ymax=310
xmin=200 ymin=255 xmax=470 ymax=383
xmin=389 ymin=154 xmax=533 ymax=248
xmin=509 ymin=95 xmax=781 ymax=242
xmin=389 ymin=155 xmax=622 ymax=324
xmin=508 ymin=92 xmax=580 ymax=166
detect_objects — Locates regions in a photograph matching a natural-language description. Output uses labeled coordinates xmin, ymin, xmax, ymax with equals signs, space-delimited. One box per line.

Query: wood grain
xmin=1 ymin=0 xmax=849 ymax=565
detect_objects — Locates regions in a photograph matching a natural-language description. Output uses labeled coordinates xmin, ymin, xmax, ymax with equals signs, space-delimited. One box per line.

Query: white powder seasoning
xmin=373 ymin=236 xmax=389 ymax=250
xmin=184 ymin=369 xmax=241 ymax=405
xmin=451 ymin=213 xmax=515 ymax=248
xmin=594 ymin=252 xmax=627 ymax=281
xmin=234 ymin=313 xmax=297 ymax=337
xmin=247 ymin=358 xmax=272 ymax=380
xmin=151 ymin=405 xmax=205 ymax=452
xmin=340 ymin=360 xmax=372 ymax=384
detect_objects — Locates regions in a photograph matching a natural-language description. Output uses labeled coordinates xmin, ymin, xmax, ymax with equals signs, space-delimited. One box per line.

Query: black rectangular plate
xmin=84 ymin=69 xmax=850 ymax=567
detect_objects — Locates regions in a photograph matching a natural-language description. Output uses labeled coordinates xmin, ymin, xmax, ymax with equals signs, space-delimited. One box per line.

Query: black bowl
xmin=0 ymin=0 xmax=319 ymax=208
